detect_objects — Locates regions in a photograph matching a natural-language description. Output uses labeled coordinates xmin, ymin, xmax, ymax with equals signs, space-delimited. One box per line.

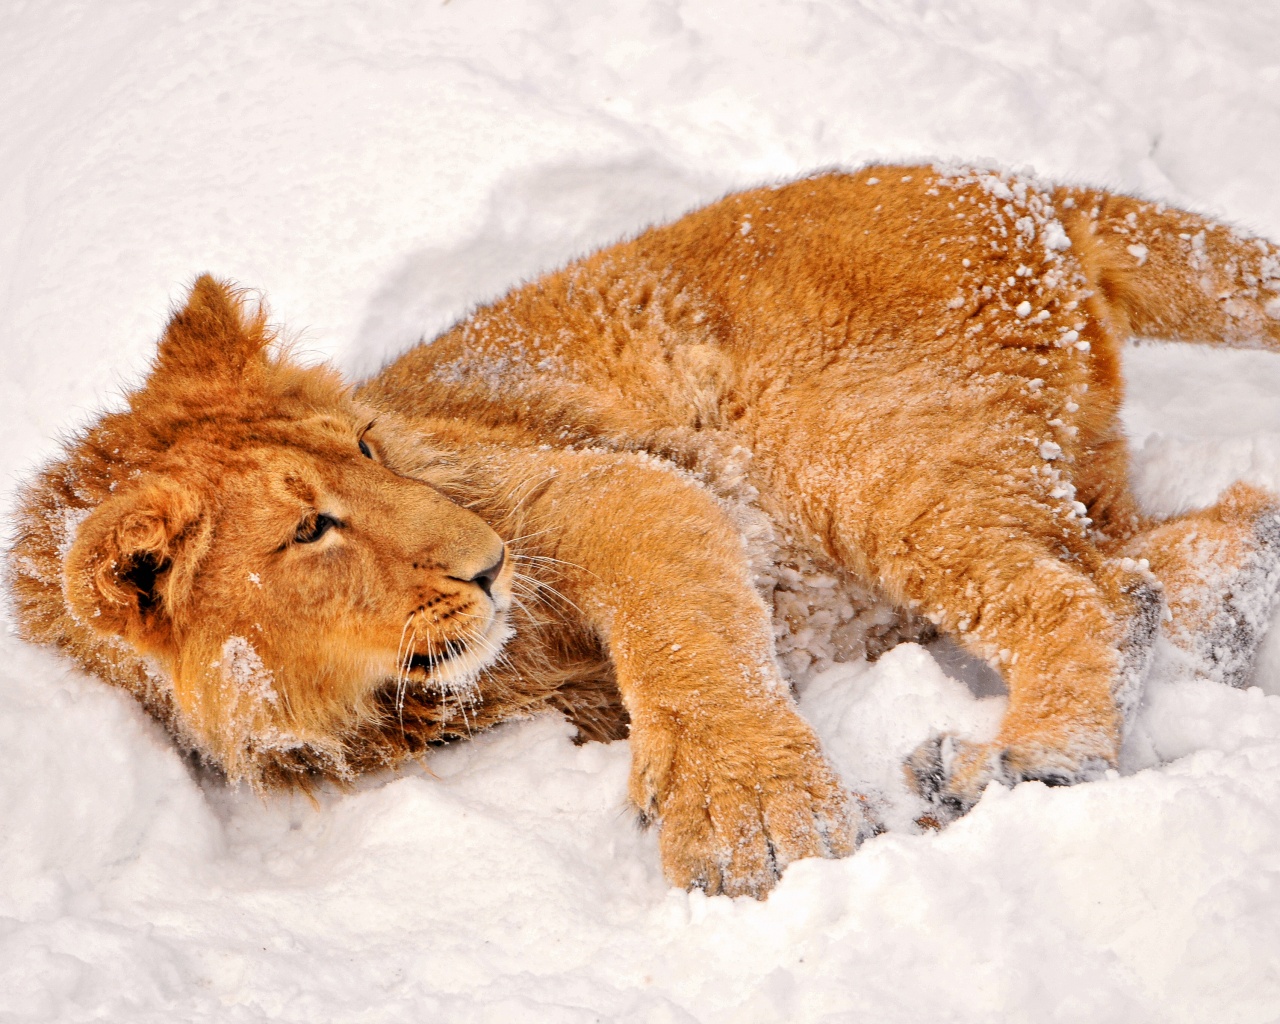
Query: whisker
xmin=512 ymin=552 xmax=589 ymax=573
xmin=397 ymin=624 xmax=419 ymax=735
xmin=511 ymin=570 xmax=586 ymax=618
xmin=504 ymin=526 xmax=559 ymax=546
xmin=393 ymin=612 xmax=417 ymax=733
xmin=502 ymin=471 xmax=559 ymax=525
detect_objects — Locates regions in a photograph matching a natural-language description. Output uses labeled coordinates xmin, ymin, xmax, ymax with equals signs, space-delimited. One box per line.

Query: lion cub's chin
xmin=408 ymin=613 xmax=516 ymax=693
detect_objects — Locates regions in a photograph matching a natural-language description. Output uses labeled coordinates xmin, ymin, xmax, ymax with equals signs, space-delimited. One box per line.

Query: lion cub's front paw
xmin=632 ymin=713 xmax=874 ymax=898
xmin=905 ymin=734 xmax=1110 ymax=826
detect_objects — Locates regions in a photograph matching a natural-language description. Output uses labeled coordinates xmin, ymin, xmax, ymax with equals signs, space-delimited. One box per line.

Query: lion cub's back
xmin=367 ymin=164 xmax=1102 ymax=472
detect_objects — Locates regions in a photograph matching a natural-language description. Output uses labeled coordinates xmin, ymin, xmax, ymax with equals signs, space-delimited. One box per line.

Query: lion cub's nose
xmin=453 ymin=547 xmax=506 ymax=596
xmin=466 ymin=548 xmax=505 ymax=596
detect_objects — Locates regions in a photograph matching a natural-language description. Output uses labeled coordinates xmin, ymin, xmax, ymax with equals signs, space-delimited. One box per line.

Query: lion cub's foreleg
xmin=517 ymin=450 xmax=869 ymax=897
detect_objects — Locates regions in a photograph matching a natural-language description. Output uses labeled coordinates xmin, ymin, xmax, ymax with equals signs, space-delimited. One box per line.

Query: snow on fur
xmin=4 ymin=2 xmax=1280 ymax=1022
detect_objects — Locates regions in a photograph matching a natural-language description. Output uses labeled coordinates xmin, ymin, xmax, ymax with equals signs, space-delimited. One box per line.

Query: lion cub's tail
xmin=1056 ymin=186 xmax=1280 ymax=351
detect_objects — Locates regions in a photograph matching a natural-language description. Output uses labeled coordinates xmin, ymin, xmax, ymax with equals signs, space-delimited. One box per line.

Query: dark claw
xmin=904 ymin=735 xmax=946 ymax=799
xmin=904 ymin=735 xmax=970 ymax=824
xmin=1026 ymin=772 xmax=1073 ymax=788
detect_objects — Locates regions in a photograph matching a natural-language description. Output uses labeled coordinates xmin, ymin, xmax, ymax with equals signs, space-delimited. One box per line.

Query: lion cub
xmin=11 ymin=164 xmax=1280 ymax=897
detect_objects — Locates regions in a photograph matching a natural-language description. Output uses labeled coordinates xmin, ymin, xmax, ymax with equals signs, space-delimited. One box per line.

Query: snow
xmin=4 ymin=1 xmax=1280 ymax=1021
xmin=214 ymin=636 xmax=279 ymax=708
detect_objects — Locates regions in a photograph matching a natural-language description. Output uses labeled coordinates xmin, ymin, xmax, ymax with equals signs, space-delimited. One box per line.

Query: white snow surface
xmin=5 ymin=2 xmax=1280 ymax=1021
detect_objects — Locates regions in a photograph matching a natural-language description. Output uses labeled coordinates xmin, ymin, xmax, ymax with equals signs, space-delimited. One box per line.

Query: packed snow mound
xmin=4 ymin=1 xmax=1280 ymax=1022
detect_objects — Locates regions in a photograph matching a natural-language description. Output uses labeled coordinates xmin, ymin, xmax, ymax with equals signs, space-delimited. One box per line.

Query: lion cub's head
xmin=12 ymin=277 xmax=513 ymax=783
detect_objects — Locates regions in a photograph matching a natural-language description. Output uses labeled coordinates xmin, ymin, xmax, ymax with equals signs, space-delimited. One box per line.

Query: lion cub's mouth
xmin=408 ymin=639 xmax=466 ymax=673
xmin=403 ymin=614 xmax=514 ymax=690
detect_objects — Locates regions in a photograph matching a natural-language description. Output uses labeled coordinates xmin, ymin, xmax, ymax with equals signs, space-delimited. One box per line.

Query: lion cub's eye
xmin=295 ymin=513 xmax=340 ymax=545
xmin=358 ymin=438 xmax=373 ymax=459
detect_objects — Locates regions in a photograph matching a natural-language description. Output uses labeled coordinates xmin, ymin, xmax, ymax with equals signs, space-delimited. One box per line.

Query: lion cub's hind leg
xmin=906 ymin=481 xmax=1280 ymax=820
xmin=1117 ymin=482 xmax=1280 ymax=688
xmin=823 ymin=461 xmax=1164 ymax=823
xmin=901 ymin=546 xmax=1162 ymax=823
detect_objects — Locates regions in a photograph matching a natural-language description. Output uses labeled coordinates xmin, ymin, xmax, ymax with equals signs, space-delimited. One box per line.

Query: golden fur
xmin=10 ymin=164 xmax=1280 ymax=897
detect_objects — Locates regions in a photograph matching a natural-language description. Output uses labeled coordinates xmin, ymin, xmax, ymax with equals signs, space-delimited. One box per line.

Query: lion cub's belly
xmin=765 ymin=538 xmax=934 ymax=680
xmin=676 ymin=430 xmax=932 ymax=683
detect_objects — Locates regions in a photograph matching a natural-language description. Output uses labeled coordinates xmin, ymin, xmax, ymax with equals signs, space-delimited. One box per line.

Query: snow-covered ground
xmin=4 ymin=2 xmax=1280 ymax=1021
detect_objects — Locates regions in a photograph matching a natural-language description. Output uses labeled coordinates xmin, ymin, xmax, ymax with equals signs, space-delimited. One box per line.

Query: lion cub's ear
xmin=152 ymin=274 xmax=272 ymax=385
xmin=63 ymin=477 xmax=212 ymax=655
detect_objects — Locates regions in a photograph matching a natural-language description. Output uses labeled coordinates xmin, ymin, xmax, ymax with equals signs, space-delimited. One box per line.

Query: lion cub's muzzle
xmin=400 ymin=523 xmax=514 ymax=689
